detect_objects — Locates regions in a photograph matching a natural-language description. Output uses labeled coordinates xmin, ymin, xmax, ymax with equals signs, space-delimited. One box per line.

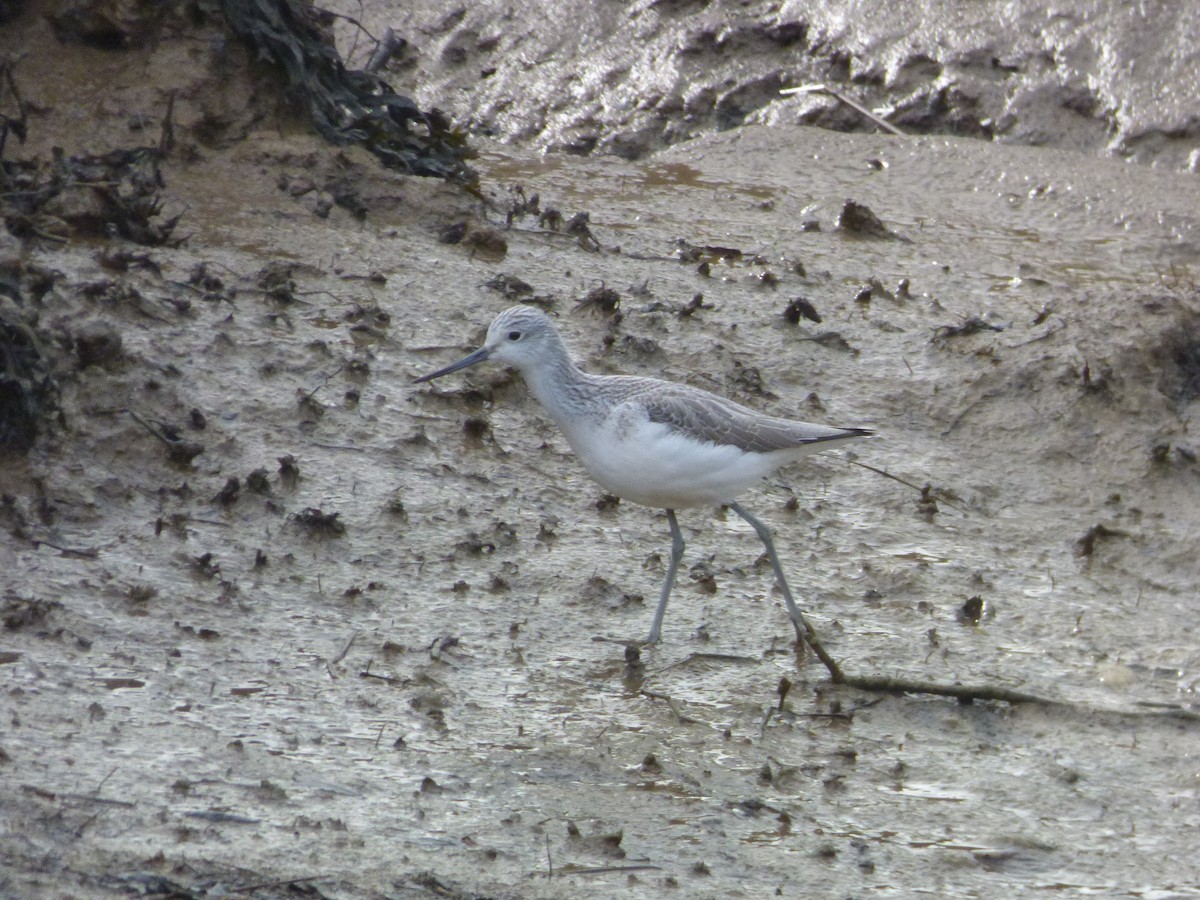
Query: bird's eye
xmin=507 ymin=330 xmax=522 ymax=341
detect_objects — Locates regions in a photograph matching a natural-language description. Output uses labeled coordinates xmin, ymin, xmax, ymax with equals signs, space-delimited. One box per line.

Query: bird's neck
xmin=518 ymin=352 xmax=593 ymax=429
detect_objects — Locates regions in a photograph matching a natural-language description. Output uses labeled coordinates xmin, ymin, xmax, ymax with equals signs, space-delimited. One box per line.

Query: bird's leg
xmin=646 ymin=509 xmax=685 ymax=644
xmin=727 ymin=501 xmax=844 ymax=682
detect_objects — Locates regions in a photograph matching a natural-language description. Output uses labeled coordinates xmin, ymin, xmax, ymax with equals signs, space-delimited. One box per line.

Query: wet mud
xmin=2 ymin=3 xmax=1199 ymax=899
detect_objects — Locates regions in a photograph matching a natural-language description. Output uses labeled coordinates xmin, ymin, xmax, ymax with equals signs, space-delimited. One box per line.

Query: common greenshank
xmin=415 ymin=305 xmax=871 ymax=647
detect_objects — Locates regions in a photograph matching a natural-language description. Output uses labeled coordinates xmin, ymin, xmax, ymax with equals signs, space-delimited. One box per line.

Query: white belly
xmin=561 ymin=416 xmax=791 ymax=509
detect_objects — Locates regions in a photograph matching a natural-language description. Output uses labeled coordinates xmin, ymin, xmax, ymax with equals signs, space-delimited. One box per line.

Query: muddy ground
xmin=2 ymin=3 xmax=1199 ymax=899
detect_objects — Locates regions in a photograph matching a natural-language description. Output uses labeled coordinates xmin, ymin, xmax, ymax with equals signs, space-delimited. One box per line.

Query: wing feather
xmin=638 ymin=384 xmax=869 ymax=454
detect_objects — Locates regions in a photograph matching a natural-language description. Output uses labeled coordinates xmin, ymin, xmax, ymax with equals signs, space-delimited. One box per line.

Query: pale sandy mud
xmin=1 ymin=3 xmax=1199 ymax=899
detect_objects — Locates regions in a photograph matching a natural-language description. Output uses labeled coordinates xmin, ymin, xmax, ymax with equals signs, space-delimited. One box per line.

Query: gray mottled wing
xmin=640 ymin=386 xmax=869 ymax=453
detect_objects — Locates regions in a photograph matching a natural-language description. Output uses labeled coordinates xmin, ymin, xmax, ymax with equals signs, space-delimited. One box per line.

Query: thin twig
xmin=838 ymin=673 xmax=1052 ymax=704
xmin=849 ymin=459 xmax=970 ymax=516
xmin=124 ymin=409 xmax=173 ymax=446
xmin=301 ymin=363 xmax=347 ymax=402
xmin=780 ymin=84 xmax=906 ymax=136
xmin=640 ymin=689 xmax=699 ymax=724
xmin=332 ymin=630 xmax=358 ymax=665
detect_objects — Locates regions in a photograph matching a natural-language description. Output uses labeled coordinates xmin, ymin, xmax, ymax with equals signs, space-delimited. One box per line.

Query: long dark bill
xmin=413 ymin=346 xmax=491 ymax=383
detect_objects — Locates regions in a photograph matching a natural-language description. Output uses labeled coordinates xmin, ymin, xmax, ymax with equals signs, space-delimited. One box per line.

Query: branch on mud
xmin=798 ymin=627 xmax=1196 ymax=718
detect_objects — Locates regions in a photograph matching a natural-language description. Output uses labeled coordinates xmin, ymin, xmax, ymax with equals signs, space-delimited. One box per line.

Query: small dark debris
xmin=97 ymin=248 xmax=160 ymax=275
xmin=837 ymin=200 xmax=893 ymax=238
xmin=166 ymin=440 xmax=205 ymax=466
xmin=254 ymin=549 xmax=268 ymax=569
xmin=565 ymin=211 xmax=601 ymax=251
xmin=312 ymin=194 xmax=333 ymax=218
xmin=595 ymin=493 xmax=620 ymax=511
xmin=783 ymin=296 xmax=821 ymax=324
xmin=213 ymin=477 xmax=240 ymax=507
xmin=957 ymin=595 xmax=985 ymax=625
xmin=126 ymin=584 xmax=157 ymax=604
xmin=292 ymin=507 xmax=345 ymax=537
xmin=577 ymin=284 xmax=621 ymax=314
xmin=463 ymin=415 xmax=491 ymax=445
xmin=1161 ymin=327 xmax=1200 ymax=405
xmin=618 ymin=334 xmax=662 ymax=356
xmin=730 ymin=363 xmax=771 ymax=397
xmin=933 ymin=317 xmax=1004 ymax=341
xmin=257 ymin=261 xmax=299 ymax=304
xmin=678 ymin=293 xmax=710 ymax=318
xmin=853 ymin=286 xmax=873 ymax=306
xmin=916 ymin=484 xmax=938 ymax=520
xmin=756 ymin=271 xmax=779 ymax=289
xmin=456 ymin=534 xmax=495 ymax=555
xmin=689 ymin=562 xmax=718 ymax=595
xmin=188 ymin=408 xmax=206 ymax=430
xmin=297 ymin=392 xmax=324 ymax=423
xmin=1075 ymin=523 xmax=1125 ymax=557
xmin=503 ymin=185 xmax=540 ymax=223
xmin=538 ymin=207 xmax=563 ymax=231
xmin=2 ymin=594 xmax=62 ymax=630
xmin=73 ymin=321 xmax=123 ymax=368
xmin=187 ymin=263 xmax=225 ymax=295
xmin=246 ymin=468 xmax=271 ymax=494
xmin=484 ymin=273 xmax=533 ymax=298
xmin=462 ymin=225 xmax=508 ymax=259
xmin=191 ymin=553 xmax=220 ymax=579
xmin=278 ymin=454 xmax=300 ymax=488
xmin=439 ymin=221 xmax=468 ymax=244
xmin=331 ymin=182 xmax=367 ymax=218
xmin=675 ymin=240 xmax=743 ymax=264
xmin=1 ymin=310 xmax=57 ymax=454
xmin=345 ymin=358 xmax=370 ymax=380
xmin=1079 ymin=358 xmax=1113 ymax=394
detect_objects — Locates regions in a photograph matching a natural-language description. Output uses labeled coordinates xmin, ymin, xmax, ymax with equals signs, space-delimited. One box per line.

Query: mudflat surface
xmin=2 ymin=3 xmax=1199 ymax=899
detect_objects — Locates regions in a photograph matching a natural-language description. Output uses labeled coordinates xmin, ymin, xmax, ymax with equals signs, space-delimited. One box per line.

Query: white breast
xmin=560 ymin=409 xmax=791 ymax=509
